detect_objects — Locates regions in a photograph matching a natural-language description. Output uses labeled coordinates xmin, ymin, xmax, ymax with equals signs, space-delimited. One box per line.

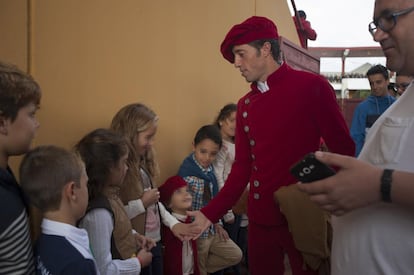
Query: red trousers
xmin=248 ymin=221 xmax=318 ymax=275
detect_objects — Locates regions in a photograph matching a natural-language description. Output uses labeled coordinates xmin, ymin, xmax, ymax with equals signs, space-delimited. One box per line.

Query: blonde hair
xmin=110 ymin=103 xmax=160 ymax=181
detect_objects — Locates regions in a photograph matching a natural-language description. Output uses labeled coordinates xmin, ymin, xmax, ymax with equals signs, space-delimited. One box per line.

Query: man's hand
xmin=186 ymin=210 xmax=212 ymax=239
xmin=297 ymin=151 xmax=382 ymax=216
xmin=171 ymin=222 xmax=199 ymax=241
xmin=223 ymin=211 xmax=235 ymax=224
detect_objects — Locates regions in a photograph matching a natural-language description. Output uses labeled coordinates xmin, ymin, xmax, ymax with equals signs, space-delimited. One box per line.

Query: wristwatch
xmin=380 ymin=169 xmax=393 ymax=203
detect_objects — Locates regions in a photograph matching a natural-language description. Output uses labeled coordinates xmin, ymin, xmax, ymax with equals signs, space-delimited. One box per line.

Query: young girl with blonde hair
xmin=110 ymin=103 xmax=193 ymax=275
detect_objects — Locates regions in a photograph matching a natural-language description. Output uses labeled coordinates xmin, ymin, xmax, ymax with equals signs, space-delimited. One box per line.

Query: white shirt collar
xmin=172 ymin=212 xmax=188 ymax=222
xmin=257 ymin=81 xmax=270 ymax=93
xmin=41 ymin=218 xmax=95 ymax=261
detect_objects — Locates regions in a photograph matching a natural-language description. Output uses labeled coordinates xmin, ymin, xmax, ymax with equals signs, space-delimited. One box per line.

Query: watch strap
xmin=380 ymin=169 xmax=393 ymax=203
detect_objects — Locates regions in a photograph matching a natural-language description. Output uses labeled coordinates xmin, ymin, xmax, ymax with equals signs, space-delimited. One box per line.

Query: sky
xmin=288 ymin=0 xmax=386 ymax=72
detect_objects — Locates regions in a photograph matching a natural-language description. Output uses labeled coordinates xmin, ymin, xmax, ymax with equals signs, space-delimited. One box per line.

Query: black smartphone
xmin=290 ymin=153 xmax=336 ymax=183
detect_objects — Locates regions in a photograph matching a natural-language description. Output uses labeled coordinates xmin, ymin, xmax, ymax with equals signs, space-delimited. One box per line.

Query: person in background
xmin=297 ymin=0 xmax=414 ymax=274
xmin=178 ymin=125 xmax=242 ymax=275
xmin=213 ymin=103 xmax=248 ymax=275
xmin=387 ymin=82 xmax=397 ymax=97
xmin=395 ymin=72 xmax=414 ymax=96
xmin=0 ymin=61 xmax=41 ymax=275
xmin=187 ymin=16 xmax=354 ymax=275
xmin=350 ymin=64 xmax=396 ymax=156
xmin=159 ymin=175 xmax=200 ymax=275
xmin=20 ymin=146 xmax=98 ymax=274
xmin=111 ymin=103 xmax=194 ymax=275
xmin=292 ymin=10 xmax=317 ymax=48
xmin=213 ymin=104 xmax=237 ymax=196
xmin=76 ymin=128 xmax=153 ymax=275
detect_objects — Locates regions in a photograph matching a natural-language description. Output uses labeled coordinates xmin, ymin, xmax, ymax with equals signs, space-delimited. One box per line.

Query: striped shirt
xmin=0 ymin=167 xmax=35 ymax=275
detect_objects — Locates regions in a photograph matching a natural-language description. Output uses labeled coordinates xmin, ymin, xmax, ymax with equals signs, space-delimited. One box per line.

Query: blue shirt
xmin=351 ymin=95 xmax=396 ymax=156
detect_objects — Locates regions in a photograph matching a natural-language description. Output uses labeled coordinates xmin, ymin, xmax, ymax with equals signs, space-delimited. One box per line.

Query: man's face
xmin=395 ymin=75 xmax=414 ymax=95
xmin=368 ymin=73 xmax=389 ymax=96
xmin=232 ymin=44 xmax=268 ymax=83
xmin=373 ymin=0 xmax=414 ymax=75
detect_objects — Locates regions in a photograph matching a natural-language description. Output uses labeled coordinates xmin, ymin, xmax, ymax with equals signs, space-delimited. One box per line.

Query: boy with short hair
xmin=20 ymin=145 xmax=98 ymax=274
xmin=0 ymin=61 xmax=41 ymax=274
xmin=159 ymin=175 xmax=200 ymax=275
xmin=351 ymin=64 xmax=396 ymax=156
xmin=178 ymin=125 xmax=242 ymax=275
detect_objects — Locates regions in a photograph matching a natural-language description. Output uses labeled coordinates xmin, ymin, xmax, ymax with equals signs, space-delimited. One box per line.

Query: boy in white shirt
xmin=20 ymin=145 xmax=98 ymax=274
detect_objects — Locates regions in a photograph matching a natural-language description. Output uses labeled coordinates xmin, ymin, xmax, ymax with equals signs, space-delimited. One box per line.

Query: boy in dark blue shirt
xmin=20 ymin=145 xmax=98 ymax=274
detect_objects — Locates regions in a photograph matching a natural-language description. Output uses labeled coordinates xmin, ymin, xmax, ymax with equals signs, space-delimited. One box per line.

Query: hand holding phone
xmin=290 ymin=153 xmax=336 ymax=183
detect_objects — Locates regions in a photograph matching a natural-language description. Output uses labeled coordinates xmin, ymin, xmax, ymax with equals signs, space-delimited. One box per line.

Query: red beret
xmin=220 ymin=16 xmax=279 ymax=63
xmin=159 ymin=175 xmax=188 ymax=205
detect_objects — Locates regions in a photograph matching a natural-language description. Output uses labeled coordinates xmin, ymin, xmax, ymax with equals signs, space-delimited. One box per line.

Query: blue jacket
xmin=351 ymin=95 xmax=396 ymax=156
xmin=178 ymin=153 xmax=219 ymax=197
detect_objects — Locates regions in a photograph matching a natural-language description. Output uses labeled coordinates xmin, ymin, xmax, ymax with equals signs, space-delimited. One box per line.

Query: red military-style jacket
xmin=202 ymin=63 xmax=355 ymax=226
xmin=293 ymin=16 xmax=317 ymax=48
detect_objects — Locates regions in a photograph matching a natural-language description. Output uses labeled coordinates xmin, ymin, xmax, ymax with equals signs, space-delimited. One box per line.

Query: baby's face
xmin=170 ymin=186 xmax=192 ymax=211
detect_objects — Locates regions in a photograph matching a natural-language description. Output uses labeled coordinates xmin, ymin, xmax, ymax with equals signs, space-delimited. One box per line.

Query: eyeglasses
xmin=369 ymin=6 xmax=414 ymax=36
xmin=395 ymin=82 xmax=411 ymax=90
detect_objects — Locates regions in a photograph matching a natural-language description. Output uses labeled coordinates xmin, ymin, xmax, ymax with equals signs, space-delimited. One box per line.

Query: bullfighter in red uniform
xmin=188 ymin=16 xmax=355 ymax=275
